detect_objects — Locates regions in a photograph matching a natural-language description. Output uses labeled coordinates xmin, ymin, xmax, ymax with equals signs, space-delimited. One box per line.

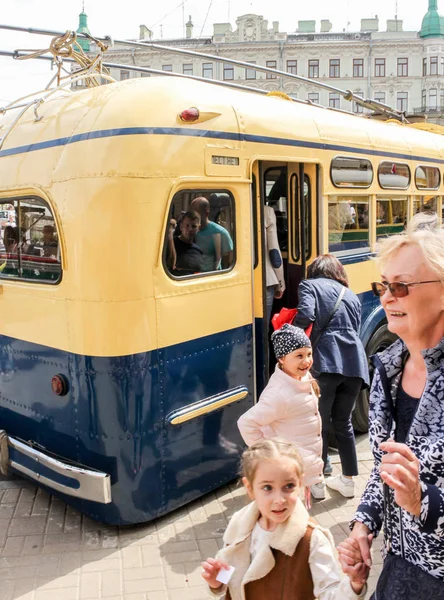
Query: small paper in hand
xmin=216 ymin=566 xmax=235 ymax=585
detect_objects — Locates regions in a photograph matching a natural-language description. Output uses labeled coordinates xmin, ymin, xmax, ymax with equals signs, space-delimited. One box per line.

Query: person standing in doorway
xmin=293 ymin=255 xmax=369 ymax=497
xmin=264 ymin=205 xmax=285 ymax=323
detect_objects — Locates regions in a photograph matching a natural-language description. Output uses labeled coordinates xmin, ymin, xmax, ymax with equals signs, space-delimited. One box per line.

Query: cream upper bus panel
xmin=0 ymin=78 xmax=242 ymax=187
xmin=52 ymin=78 xmax=242 ymax=183
xmin=0 ymin=92 xmax=98 ymax=189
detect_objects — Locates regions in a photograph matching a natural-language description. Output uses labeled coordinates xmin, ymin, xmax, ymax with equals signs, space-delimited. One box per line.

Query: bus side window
xmin=328 ymin=196 xmax=370 ymax=255
xmin=376 ymin=196 xmax=408 ymax=240
xmin=0 ymin=197 xmax=61 ymax=283
xmin=413 ymin=196 xmax=438 ymax=215
xmin=164 ymin=189 xmax=235 ymax=278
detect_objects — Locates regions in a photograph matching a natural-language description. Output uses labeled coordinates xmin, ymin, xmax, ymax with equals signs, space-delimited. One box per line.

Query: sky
xmin=0 ymin=0 xmax=435 ymax=102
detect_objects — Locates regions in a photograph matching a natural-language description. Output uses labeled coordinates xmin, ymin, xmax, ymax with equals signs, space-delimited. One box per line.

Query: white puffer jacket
xmin=237 ymin=366 xmax=323 ymax=486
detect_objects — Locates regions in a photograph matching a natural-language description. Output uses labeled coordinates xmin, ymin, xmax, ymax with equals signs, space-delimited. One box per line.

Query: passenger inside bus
xmin=190 ymin=197 xmax=233 ymax=271
xmin=42 ymin=225 xmax=58 ymax=258
xmin=3 ymin=225 xmax=18 ymax=253
xmin=167 ymin=210 xmax=203 ymax=276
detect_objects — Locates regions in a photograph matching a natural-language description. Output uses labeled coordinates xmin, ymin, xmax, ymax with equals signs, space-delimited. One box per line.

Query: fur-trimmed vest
xmin=213 ymin=500 xmax=322 ymax=600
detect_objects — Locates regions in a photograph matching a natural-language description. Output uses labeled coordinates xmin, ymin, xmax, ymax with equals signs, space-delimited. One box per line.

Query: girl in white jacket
xmin=201 ymin=439 xmax=368 ymax=600
xmin=238 ymin=324 xmax=326 ymax=503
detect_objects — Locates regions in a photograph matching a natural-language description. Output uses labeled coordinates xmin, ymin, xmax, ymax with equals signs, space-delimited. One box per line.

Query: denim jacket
xmin=352 ymin=336 xmax=444 ymax=579
xmin=294 ymin=278 xmax=369 ymax=386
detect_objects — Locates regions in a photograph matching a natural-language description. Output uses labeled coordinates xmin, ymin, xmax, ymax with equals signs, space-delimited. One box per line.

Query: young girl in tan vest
xmin=201 ymin=439 xmax=368 ymax=600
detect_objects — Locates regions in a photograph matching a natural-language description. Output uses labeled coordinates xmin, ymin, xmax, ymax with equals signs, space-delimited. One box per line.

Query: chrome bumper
xmin=0 ymin=430 xmax=111 ymax=504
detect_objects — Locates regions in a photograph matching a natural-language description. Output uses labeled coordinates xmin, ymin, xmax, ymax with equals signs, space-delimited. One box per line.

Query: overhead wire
xmin=199 ymin=0 xmax=214 ymax=38
xmin=149 ymin=1 xmax=188 ymax=32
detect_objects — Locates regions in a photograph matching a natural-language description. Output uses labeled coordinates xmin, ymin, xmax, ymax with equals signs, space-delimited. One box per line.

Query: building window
xmin=374 ymin=91 xmax=386 ymax=105
xmin=374 ymin=58 xmax=386 ymax=77
xmin=441 ymin=89 xmax=444 ymax=107
xmin=183 ymin=64 xmax=193 ymax=75
xmin=353 ymin=91 xmax=364 ymax=113
xmin=430 ymin=88 xmax=438 ymax=109
xmin=397 ymin=92 xmax=408 ymax=112
xmin=140 ymin=71 xmax=150 ymax=78
xmin=245 ymin=61 xmax=256 ymax=79
xmin=397 ymin=58 xmax=408 ymax=77
xmin=202 ymin=63 xmax=213 ymax=78
xmin=164 ymin=190 xmax=235 ymax=278
xmin=329 ymin=93 xmax=340 ymax=108
xmin=308 ymin=92 xmax=319 ymax=104
xmin=430 ymin=56 xmax=438 ymax=75
xmin=353 ymin=59 xmax=364 ymax=77
xmin=423 ymin=58 xmax=427 ymax=76
xmin=422 ymin=89 xmax=427 ymax=108
xmin=442 ymin=57 xmax=444 ymax=75
xmin=266 ymin=61 xmax=277 ymax=79
xmin=329 ymin=59 xmax=340 ymax=78
xmin=223 ymin=64 xmax=234 ymax=80
xmin=120 ymin=70 xmax=130 ymax=80
xmin=162 ymin=65 xmax=173 ymax=72
xmin=287 ymin=60 xmax=297 ymax=75
xmin=0 ymin=197 xmax=62 ymax=283
xmin=308 ymin=60 xmax=319 ymax=78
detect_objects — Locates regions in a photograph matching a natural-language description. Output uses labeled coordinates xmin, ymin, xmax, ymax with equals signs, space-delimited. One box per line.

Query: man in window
xmin=168 ymin=211 xmax=203 ymax=276
xmin=190 ymin=197 xmax=233 ymax=271
xmin=42 ymin=225 xmax=58 ymax=258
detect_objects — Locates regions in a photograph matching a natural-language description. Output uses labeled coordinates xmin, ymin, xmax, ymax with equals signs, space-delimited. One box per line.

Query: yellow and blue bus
xmin=0 ymin=74 xmax=442 ymax=524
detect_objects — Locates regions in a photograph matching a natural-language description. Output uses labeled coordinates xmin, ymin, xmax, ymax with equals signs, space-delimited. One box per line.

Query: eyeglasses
xmin=371 ymin=280 xmax=441 ymax=298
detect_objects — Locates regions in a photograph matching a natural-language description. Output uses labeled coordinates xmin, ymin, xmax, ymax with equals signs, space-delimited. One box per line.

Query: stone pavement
xmin=0 ymin=441 xmax=383 ymax=600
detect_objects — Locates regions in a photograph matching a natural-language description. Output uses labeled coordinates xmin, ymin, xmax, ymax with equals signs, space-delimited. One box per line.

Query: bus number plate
xmin=212 ymin=155 xmax=239 ymax=166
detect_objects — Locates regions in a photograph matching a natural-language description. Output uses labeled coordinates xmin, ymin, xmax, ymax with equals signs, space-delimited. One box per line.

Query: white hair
xmin=377 ymin=212 xmax=444 ymax=281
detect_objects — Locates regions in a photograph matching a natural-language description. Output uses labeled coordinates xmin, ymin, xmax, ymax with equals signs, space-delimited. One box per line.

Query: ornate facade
xmin=79 ymin=2 xmax=444 ymax=123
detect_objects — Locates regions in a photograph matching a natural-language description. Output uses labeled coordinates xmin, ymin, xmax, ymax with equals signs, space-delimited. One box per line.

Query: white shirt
xmin=250 ymin=522 xmax=273 ymax=559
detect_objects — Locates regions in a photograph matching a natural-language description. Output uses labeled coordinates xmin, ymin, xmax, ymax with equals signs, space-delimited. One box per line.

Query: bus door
xmin=252 ymin=161 xmax=317 ymax=392
xmin=153 ymin=184 xmax=254 ymax=515
xmin=286 ymin=163 xmax=317 ymax=307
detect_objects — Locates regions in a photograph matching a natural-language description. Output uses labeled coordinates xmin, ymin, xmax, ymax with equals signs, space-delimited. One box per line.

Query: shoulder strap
xmin=311 ymin=285 xmax=346 ymax=349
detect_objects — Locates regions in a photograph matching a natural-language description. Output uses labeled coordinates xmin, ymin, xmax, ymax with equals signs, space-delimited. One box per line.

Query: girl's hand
xmin=379 ymin=440 xmax=422 ymax=517
xmin=346 ymin=523 xmax=373 ymax=568
xmin=338 ymin=538 xmax=371 ymax=595
xmin=201 ymin=557 xmax=230 ymax=590
xmin=338 ymin=536 xmax=372 ymax=595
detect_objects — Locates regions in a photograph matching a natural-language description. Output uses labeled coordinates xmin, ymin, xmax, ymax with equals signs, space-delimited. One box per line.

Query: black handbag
xmin=371 ymin=551 xmax=444 ymax=599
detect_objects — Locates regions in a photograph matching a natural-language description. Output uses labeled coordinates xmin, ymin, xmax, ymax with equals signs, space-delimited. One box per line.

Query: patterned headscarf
xmin=271 ymin=323 xmax=311 ymax=358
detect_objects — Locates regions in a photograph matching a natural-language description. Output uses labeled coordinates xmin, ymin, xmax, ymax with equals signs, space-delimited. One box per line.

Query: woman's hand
xmin=379 ymin=440 xmax=422 ymax=517
xmin=338 ymin=534 xmax=372 ymax=595
xmin=201 ymin=557 xmax=230 ymax=590
xmin=344 ymin=522 xmax=373 ymax=568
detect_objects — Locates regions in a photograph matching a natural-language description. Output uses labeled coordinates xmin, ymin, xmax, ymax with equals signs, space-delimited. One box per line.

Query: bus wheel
xmin=352 ymin=324 xmax=397 ymax=433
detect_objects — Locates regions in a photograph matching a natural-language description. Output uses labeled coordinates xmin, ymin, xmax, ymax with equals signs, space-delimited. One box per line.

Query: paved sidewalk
xmin=0 ymin=445 xmax=382 ymax=600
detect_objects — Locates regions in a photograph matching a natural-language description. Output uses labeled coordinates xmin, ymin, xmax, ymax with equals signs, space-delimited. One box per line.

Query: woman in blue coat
xmin=294 ymin=254 xmax=369 ymax=499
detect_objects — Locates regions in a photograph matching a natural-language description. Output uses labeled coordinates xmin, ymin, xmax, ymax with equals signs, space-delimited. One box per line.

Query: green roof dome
xmin=76 ymin=8 xmax=91 ymax=51
xmin=420 ymin=0 xmax=444 ymax=38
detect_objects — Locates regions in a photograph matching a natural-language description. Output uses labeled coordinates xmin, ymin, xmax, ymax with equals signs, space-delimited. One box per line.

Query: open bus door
xmin=252 ymin=161 xmax=318 ymax=398
xmin=286 ymin=162 xmax=319 ymax=306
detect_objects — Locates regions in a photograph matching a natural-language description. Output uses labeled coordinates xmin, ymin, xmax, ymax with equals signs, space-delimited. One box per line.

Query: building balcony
xmin=413 ymin=105 xmax=444 ymax=115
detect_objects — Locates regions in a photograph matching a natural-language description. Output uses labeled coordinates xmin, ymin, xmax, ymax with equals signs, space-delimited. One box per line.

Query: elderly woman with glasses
xmin=338 ymin=212 xmax=444 ymax=598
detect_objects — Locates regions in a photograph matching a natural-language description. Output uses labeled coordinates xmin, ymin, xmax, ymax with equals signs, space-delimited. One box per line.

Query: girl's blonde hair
xmin=377 ymin=212 xmax=444 ymax=280
xmin=241 ymin=439 xmax=304 ymax=484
